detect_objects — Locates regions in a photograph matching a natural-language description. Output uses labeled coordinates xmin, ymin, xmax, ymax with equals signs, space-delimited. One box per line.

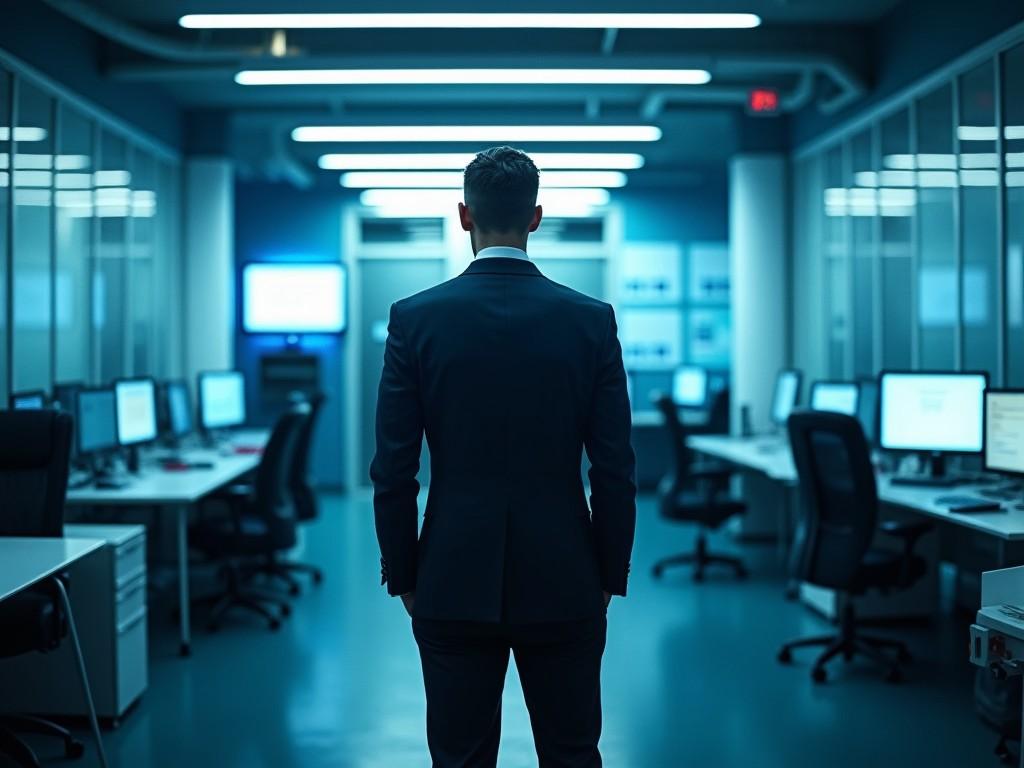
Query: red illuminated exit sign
xmin=747 ymin=87 xmax=780 ymax=115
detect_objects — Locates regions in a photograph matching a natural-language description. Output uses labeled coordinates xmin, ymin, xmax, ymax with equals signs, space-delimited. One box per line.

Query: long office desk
xmin=65 ymin=430 xmax=269 ymax=657
xmin=0 ymin=537 xmax=108 ymax=766
xmin=688 ymin=434 xmax=1024 ymax=542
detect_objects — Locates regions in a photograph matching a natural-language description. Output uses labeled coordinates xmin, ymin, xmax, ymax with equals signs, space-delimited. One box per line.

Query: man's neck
xmin=473 ymin=235 xmax=528 ymax=255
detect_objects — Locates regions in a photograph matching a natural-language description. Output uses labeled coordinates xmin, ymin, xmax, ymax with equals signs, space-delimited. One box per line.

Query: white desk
xmin=0 ymin=537 xmax=108 ymax=766
xmin=688 ymin=434 xmax=1024 ymax=542
xmin=65 ymin=429 xmax=269 ymax=657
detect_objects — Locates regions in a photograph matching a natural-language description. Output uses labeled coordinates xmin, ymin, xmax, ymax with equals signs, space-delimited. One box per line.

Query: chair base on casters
xmin=651 ymin=531 xmax=747 ymax=582
xmin=249 ymin=556 xmax=324 ymax=594
xmin=0 ymin=715 xmax=85 ymax=767
xmin=196 ymin=562 xmax=288 ymax=632
xmin=777 ymin=600 xmax=911 ymax=684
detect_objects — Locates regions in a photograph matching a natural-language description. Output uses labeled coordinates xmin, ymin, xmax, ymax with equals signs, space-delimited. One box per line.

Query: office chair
xmin=650 ymin=394 xmax=748 ymax=582
xmin=0 ymin=411 xmax=99 ymax=766
xmin=191 ymin=408 xmax=308 ymax=631
xmin=778 ymin=410 xmax=931 ymax=684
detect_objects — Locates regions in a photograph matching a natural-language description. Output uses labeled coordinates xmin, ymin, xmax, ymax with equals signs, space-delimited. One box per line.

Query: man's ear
xmin=528 ymin=205 xmax=543 ymax=233
xmin=458 ymin=202 xmax=474 ymax=232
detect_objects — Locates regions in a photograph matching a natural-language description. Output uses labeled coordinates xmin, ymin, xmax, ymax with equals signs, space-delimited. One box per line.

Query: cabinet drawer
xmin=116 ymin=574 xmax=147 ymax=627
xmin=116 ymin=608 xmax=148 ymax=711
xmin=113 ymin=533 xmax=146 ymax=587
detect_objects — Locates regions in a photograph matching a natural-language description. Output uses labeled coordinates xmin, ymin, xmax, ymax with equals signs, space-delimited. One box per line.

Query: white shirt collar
xmin=475 ymin=246 xmax=529 ymax=261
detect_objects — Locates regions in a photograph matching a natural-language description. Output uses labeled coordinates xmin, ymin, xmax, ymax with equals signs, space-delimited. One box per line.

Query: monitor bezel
xmin=241 ymin=262 xmax=348 ymax=335
xmin=771 ymin=369 xmax=803 ymax=426
xmin=196 ymin=370 xmax=247 ymax=432
xmin=671 ymin=365 xmax=709 ymax=409
xmin=113 ymin=377 xmax=160 ymax=447
xmin=8 ymin=389 xmax=48 ymax=410
xmin=75 ymin=385 xmax=120 ymax=456
xmin=877 ymin=369 xmax=990 ymax=456
xmin=855 ymin=377 xmax=880 ymax=444
xmin=809 ymin=379 xmax=861 ymax=416
xmin=983 ymin=388 xmax=1024 ymax=478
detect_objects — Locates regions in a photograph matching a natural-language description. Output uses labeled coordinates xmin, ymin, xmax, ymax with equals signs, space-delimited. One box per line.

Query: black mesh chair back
xmin=787 ymin=409 xmax=878 ymax=590
xmin=289 ymin=392 xmax=325 ymax=522
xmin=252 ymin=408 xmax=308 ymax=548
xmin=654 ymin=394 xmax=694 ymax=499
xmin=706 ymin=387 xmax=730 ymax=434
xmin=0 ymin=411 xmax=73 ymax=536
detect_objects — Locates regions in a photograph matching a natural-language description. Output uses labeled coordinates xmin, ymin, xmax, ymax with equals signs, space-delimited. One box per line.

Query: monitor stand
xmin=890 ymin=453 xmax=960 ymax=488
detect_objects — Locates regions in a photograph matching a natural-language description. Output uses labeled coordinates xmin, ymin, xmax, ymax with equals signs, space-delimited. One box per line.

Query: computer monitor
xmin=114 ymin=378 xmax=158 ymax=447
xmin=879 ymin=371 xmax=988 ymax=479
xmin=856 ymin=378 xmax=880 ymax=444
xmin=672 ymin=366 xmax=708 ymax=408
xmin=198 ymin=371 xmax=246 ymax=431
xmin=52 ymin=382 xmax=83 ymax=414
xmin=9 ymin=390 xmax=47 ymax=410
xmin=771 ymin=369 xmax=803 ymax=427
xmin=77 ymin=387 xmax=119 ymax=457
xmin=984 ymin=390 xmax=1024 ymax=478
xmin=810 ymin=381 xmax=859 ymax=416
xmin=164 ymin=380 xmax=193 ymax=438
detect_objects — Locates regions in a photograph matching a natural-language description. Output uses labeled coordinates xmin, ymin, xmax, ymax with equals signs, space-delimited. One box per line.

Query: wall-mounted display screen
xmin=243 ymin=263 xmax=347 ymax=333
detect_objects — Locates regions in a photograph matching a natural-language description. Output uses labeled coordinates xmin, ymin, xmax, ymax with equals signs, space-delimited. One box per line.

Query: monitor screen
xmin=199 ymin=371 xmax=246 ymax=430
xmin=52 ymin=382 xmax=83 ymax=415
xmin=879 ymin=372 xmax=987 ymax=453
xmin=771 ymin=370 xmax=802 ymax=426
xmin=672 ymin=366 xmax=708 ymax=408
xmin=77 ymin=388 xmax=118 ymax=455
xmin=985 ymin=390 xmax=1024 ymax=476
xmin=166 ymin=381 xmax=193 ymax=437
xmin=810 ymin=381 xmax=859 ymax=416
xmin=115 ymin=379 xmax=158 ymax=446
xmin=857 ymin=379 xmax=879 ymax=443
xmin=10 ymin=391 xmax=46 ymax=410
xmin=243 ymin=263 xmax=347 ymax=334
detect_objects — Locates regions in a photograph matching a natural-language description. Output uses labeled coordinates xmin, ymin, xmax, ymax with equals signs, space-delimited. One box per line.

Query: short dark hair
xmin=463 ymin=146 xmax=539 ymax=233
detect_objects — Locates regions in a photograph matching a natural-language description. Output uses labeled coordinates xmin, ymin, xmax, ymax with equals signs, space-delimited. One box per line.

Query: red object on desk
xmin=233 ymin=446 xmax=264 ymax=455
xmin=162 ymin=462 xmax=191 ymax=472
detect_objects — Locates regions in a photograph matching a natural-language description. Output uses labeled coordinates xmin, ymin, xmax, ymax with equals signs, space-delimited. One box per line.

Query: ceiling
xmin=52 ymin=0 xmax=907 ymax=188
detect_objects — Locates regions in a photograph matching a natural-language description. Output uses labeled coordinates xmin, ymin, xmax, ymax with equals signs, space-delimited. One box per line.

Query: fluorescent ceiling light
xmin=319 ymin=152 xmax=645 ymax=170
xmin=237 ymin=68 xmax=710 ymax=86
xmin=94 ymin=170 xmax=131 ymax=187
xmin=182 ymin=13 xmax=761 ymax=30
xmin=958 ymin=125 xmax=1024 ymax=141
xmin=294 ymin=125 xmax=661 ymax=143
xmin=340 ymin=170 xmax=627 ymax=188
xmin=0 ymin=127 xmax=48 ymax=142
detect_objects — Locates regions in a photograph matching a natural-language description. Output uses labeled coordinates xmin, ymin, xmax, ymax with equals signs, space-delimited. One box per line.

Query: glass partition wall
xmin=794 ymin=38 xmax=1024 ymax=387
xmin=0 ymin=56 xmax=181 ymax=399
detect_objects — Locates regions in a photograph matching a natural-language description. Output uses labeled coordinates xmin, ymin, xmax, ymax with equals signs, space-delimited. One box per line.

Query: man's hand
xmin=603 ymin=591 xmax=612 ymax=608
xmin=400 ymin=592 xmax=415 ymax=617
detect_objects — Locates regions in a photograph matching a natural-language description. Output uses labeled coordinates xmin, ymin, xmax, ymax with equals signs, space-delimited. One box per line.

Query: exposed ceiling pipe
xmin=40 ymin=0 xmax=258 ymax=62
xmin=710 ymin=54 xmax=865 ymax=114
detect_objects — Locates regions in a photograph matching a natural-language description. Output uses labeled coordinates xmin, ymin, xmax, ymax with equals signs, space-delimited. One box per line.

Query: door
xmin=359 ymin=257 xmax=446 ymax=486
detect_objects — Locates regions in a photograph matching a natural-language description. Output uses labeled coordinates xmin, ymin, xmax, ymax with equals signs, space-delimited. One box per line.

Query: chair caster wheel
xmin=811 ymin=667 xmax=827 ymax=684
xmin=777 ymin=648 xmax=792 ymax=664
xmin=736 ymin=568 xmax=749 ymax=580
xmin=886 ymin=667 xmax=903 ymax=684
xmin=897 ymin=647 xmax=912 ymax=663
xmin=207 ymin=622 xmax=221 ymax=634
xmin=269 ymin=618 xmax=282 ymax=631
xmin=289 ymin=585 xmax=301 ymax=597
xmin=281 ymin=603 xmax=292 ymax=617
xmin=652 ymin=565 xmax=663 ymax=579
xmin=692 ymin=571 xmax=705 ymax=583
xmin=312 ymin=571 xmax=324 ymax=585
xmin=65 ymin=738 xmax=85 ymax=759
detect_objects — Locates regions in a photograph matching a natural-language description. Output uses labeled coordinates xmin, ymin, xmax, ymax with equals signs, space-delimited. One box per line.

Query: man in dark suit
xmin=371 ymin=146 xmax=636 ymax=767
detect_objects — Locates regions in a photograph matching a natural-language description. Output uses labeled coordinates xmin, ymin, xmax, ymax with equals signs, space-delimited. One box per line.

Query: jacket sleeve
xmin=369 ymin=302 xmax=423 ymax=596
xmin=584 ymin=305 xmax=638 ymax=596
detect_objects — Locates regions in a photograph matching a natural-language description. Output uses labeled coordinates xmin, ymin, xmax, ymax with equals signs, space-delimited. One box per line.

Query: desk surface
xmin=0 ymin=538 xmax=104 ymax=602
xmin=688 ymin=434 xmax=1024 ymax=541
xmin=66 ymin=430 xmax=268 ymax=506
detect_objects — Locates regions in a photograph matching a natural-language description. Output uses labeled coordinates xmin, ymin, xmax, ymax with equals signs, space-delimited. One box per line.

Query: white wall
xmin=183 ymin=158 xmax=235 ymax=383
xmin=729 ymin=154 xmax=789 ymax=433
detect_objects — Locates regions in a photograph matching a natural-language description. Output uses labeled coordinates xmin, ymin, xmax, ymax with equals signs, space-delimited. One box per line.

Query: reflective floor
xmin=24 ymin=492 xmax=997 ymax=767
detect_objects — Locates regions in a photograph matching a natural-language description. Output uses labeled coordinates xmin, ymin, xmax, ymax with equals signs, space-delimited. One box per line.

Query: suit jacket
xmin=370 ymin=256 xmax=637 ymax=623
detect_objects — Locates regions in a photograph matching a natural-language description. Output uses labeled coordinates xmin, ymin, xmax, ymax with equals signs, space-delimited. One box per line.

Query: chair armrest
xmin=690 ymin=462 xmax=734 ymax=481
xmin=879 ymin=520 xmax=933 ymax=557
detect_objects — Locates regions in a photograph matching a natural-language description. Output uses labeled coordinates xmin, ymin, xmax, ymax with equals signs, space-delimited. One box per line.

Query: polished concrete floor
xmin=20 ymin=492 xmax=1001 ymax=767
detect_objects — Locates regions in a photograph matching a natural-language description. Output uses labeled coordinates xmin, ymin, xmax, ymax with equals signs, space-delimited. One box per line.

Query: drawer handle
xmin=118 ymin=584 xmax=146 ymax=602
xmin=117 ymin=541 xmax=145 ymax=558
xmin=118 ymin=609 xmax=147 ymax=635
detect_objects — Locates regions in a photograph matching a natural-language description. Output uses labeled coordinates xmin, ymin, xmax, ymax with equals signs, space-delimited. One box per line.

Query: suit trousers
xmin=412 ymin=614 xmax=607 ymax=768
